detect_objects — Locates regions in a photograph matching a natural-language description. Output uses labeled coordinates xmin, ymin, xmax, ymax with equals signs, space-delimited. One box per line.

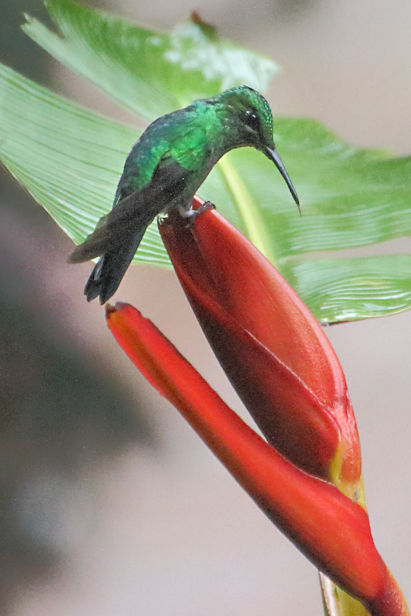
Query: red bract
xmin=159 ymin=199 xmax=360 ymax=491
xmin=107 ymin=303 xmax=408 ymax=616
xmin=106 ymin=198 xmax=408 ymax=616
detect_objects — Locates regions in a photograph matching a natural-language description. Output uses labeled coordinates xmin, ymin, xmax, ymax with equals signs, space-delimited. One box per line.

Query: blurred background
xmin=1 ymin=0 xmax=411 ymax=614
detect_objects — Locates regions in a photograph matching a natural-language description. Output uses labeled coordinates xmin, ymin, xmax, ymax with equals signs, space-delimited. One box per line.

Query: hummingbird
xmin=69 ymin=85 xmax=300 ymax=304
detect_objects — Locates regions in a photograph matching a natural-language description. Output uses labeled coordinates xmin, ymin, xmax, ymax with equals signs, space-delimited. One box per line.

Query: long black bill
xmin=265 ymin=146 xmax=300 ymax=213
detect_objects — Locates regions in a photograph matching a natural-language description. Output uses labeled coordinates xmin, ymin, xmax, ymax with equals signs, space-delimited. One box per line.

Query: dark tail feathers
xmin=69 ymin=191 xmax=156 ymax=303
xmin=84 ymin=228 xmax=147 ymax=304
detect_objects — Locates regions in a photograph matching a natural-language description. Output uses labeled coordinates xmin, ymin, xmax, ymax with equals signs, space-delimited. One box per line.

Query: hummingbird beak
xmin=264 ymin=146 xmax=300 ymax=213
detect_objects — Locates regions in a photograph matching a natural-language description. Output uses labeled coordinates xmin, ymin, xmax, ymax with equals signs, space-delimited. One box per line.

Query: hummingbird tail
xmin=84 ymin=228 xmax=147 ymax=304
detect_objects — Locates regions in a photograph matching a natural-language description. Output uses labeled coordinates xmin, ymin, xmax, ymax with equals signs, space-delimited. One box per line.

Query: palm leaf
xmin=0 ymin=0 xmax=410 ymax=323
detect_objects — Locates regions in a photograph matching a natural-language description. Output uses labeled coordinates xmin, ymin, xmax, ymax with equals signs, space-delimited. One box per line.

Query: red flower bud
xmin=159 ymin=200 xmax=360 ymax=491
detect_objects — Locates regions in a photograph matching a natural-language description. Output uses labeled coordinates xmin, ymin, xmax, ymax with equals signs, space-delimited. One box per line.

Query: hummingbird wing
xmin=69 ymin=156 xmax=190 ymax=303
xmin=69 ymin=156 xmax=189 ymax=264
xmin=69 ymin=190 xmax=152 ymax=264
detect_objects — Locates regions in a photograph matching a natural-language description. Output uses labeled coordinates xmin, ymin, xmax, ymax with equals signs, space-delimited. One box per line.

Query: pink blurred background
xmin=1 ymin=1 xmax=411 ymax=614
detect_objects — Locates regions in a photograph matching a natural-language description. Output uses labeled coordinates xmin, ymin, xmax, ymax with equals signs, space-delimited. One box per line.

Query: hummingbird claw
xmin=198 ymin=201 xmax=216 ymax=214
xmin=182 ymin=201 xmax=215 ymax=226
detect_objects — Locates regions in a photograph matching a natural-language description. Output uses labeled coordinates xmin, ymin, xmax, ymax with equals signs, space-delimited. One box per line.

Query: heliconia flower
xmin=106 ymin=302 xmax=408 ymax=616
xmin=106 ymin=196 xmax=408 ymax=616
xmin=158 ymin=198 xmax=360 ymax=496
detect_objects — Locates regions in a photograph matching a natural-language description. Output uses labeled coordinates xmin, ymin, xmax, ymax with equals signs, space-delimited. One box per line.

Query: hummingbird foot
xmin=179 ymin=201 xmax=215 ymax=225
xmin=160 ymin=202 xmax=215 ymax=228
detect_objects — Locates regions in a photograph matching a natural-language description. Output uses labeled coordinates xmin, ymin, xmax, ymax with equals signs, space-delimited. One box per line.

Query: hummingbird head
xmin=214 ymin=86 xmax=300 ymax=209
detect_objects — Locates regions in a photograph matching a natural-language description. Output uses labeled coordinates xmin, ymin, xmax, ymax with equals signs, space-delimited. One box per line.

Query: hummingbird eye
xmin=243 ymin=110 xmax=261 ymax=133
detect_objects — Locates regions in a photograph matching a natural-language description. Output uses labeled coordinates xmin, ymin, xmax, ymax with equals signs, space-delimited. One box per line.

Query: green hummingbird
xmin=69 ymin=85 xmax=299 ymax=304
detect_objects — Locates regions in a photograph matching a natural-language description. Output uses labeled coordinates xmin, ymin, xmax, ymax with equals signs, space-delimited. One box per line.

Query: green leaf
xmin=0 ymin=62 xmax=169 ymax=267
xmin=212 ymin=124 xmax=411 ymax=261
xmin=1 ymin=0 xmax=410 ymax=323
xmin=23 ymin=0 xmax=277 ymax=118
xmin=22 ymin=0 xmax=411 ymax=259
xmin=282 ymin=254 xmax=411 ymax=324
xmin=22 ymin=0 xmax=279 ymax=256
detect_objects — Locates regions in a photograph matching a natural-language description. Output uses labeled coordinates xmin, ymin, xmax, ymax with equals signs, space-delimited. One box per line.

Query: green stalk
xmin=217 ymin=156 xmax=277 ymax=264
xmin=320 ymin=573 xmax=372 ymax=616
